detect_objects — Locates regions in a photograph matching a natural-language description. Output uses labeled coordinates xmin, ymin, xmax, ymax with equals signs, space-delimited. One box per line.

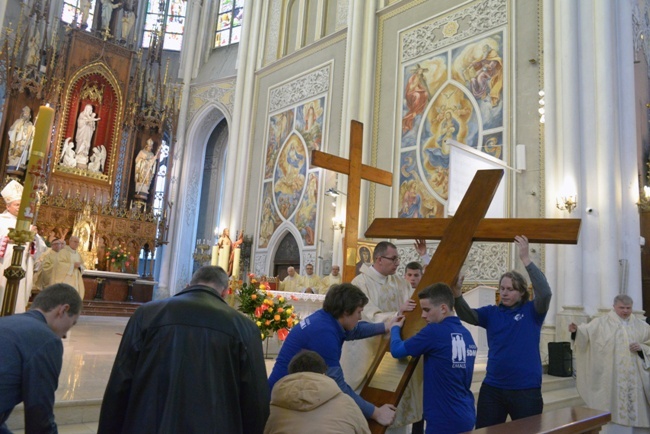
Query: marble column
xmin=543 ymin=0 xmax=641 ymax=339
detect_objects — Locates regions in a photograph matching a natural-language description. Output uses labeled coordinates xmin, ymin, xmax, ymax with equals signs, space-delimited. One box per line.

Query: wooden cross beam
xmin=360 ymin=169 xmax=581 ymax=433
xmin=311 ymin=120 xmax=392 ymax=282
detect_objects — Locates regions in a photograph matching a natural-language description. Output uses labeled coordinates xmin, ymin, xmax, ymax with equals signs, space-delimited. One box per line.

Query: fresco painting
xmin=399 ymin=150 xmax=444 ymax=218
xmin=400 ymin=31 xmax=505 ymax=218
xmin=266 ymin=109 xmax=294 ymax=179
xmin=258 ymin=181 xmax=281 ymax=249
xmin=292 ymin=172 xmax=319 ymax=246
xmin=296 ymin=97 xmax=325 ymax=157
xmin=273 ymin=133 xmax=308 ymax=220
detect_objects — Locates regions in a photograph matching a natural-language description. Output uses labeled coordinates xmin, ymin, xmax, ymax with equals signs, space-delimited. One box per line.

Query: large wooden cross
xmin=360 ymin=169 xmax=581 ymax=433
xmin=311 ymin=120 xmax=392 ymax=282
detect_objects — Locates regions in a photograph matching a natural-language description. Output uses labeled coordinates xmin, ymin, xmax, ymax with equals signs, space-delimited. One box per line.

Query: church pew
xmin=462 ymin=406 xmax=610 ymax=434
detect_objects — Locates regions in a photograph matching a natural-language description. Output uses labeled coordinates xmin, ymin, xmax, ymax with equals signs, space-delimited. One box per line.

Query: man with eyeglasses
xmin=341 ymin=241 xmax=423 ymax=434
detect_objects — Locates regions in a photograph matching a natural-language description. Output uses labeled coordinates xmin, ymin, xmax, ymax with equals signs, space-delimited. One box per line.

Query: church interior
xmin=2 ymin=0 xmax=650 ymax=432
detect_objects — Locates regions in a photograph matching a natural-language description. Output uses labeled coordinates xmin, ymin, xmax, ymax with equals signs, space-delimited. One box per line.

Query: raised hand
xmin=514 ymin=235 xmax=531 ymax=266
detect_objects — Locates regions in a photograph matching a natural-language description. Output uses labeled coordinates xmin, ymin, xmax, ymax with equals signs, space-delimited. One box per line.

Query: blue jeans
xmin=475 ymin=383 xmax=543 ymax=428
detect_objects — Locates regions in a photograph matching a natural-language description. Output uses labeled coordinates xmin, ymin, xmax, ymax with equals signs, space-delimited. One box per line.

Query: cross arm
xmin=311 ymin=150 xmax=392 ymax=186
xmin=365 ymin=218 xmax=581 ymax=244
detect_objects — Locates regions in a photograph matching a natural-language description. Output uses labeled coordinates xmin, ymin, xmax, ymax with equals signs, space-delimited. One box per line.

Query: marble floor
xmin=7 ymin=315 xmax=279 ymax=434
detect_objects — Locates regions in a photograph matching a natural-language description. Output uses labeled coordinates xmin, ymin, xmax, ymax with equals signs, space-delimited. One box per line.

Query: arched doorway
xmin=273 ymin=232 xmax=300 ymax=281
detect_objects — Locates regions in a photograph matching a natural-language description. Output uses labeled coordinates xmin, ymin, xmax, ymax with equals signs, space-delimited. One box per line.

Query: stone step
xmin=81 ymin=300 xmax=143 ymax=317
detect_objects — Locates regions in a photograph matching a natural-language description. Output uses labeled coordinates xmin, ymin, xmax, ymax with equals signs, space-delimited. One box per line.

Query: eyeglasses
xmin=380 ymin=256 xmax=400 ymax=263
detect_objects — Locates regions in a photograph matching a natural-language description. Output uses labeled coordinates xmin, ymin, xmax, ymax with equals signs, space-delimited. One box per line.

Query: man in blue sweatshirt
xmin=268 ymin=283 xmax=400 ymax=428
xmin=390 ymin=282 xmax=477 ymax=434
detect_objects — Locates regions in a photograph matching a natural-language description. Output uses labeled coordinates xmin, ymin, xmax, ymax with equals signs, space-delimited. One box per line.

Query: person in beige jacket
xmin=265 ymin=350 xmax=370 ymax=434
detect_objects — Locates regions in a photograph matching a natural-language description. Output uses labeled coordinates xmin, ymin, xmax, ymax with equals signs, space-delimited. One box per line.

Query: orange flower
xmin=265 ymin=320 xmax=271 ymax=326
xmin=274 ymin=314 xmax=281 ymax=321
xmin=250 ymin=294 xmax=257 ymax=300
xmin=277 ymin=328 xmax=289 ymax=341
xmin=277 ymin=307 xmax=284 ymax=313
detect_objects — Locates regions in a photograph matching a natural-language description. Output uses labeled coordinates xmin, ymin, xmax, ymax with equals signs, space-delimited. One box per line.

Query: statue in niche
xmin=79 ymin=0 xmax=92 ymax=26
xmin=75 ymin=104 xmax=100 ymax=166
xmin=7 ymin=106 xmax=34 ymax=169
xmin=88 ymin=145 xmax=107 ymax=173
xmin=26 ymin=31 xmax=40 ymax=67
xmin=121 ymin=11 xmax=135 ymax=41
xmin=60 ymin=138 xmax=78 ymax=167
xmin=134 ymin=138 xmax=159 ymax=194
xmin=101 ymin=0 xmax=122 ymax=29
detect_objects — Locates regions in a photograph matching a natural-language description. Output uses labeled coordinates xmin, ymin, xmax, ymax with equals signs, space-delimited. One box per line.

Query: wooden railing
xmin=463 ymin=407 xmax=610 ymax=434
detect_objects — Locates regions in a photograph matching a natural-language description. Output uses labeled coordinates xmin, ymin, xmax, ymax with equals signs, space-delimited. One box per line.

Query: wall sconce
xmin=556 ymin=194 xmax=577 ymax=214
xmin=638 ymin=186 xmax=650 ymax=212
xmin=332 ymin=217 xmax=345 ymax=231
xmin=325 ymin=187 xmax=347 ymax=197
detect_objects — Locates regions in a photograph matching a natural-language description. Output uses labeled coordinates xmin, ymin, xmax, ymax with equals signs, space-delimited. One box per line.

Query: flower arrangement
xmin=105 ymin=245 xmax=134 ymax=269
xmin=237 ymin=274 xmax=298 ymax=341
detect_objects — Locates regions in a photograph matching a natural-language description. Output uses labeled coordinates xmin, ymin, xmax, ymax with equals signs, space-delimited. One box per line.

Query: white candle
xmin=211 ymin=245 xmax=219 ymax=266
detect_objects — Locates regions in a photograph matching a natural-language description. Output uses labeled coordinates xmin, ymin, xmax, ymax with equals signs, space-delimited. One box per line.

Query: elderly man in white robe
xmin=33 ymin=238 xmax=65 ymax=291
xmin=51 ymin=236 xmax=86 ymax=299
xmin=278 ymin=266 xmax=303 ymax=292
xmin=342 ymin=241 xmax=423 ymax=433
xmin=319 ymin=265 xmax=341 ymax=295
xmin=570 ymin=294 xmax=650 ymax=434
xmin=0 ymin=180 xmax=45 ymax=313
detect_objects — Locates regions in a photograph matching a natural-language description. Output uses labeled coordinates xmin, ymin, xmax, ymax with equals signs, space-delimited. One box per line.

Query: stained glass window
xmin=61 ymin=0 xmax=96 ymax=29
xmin=143 ymin=0 xmax=186 ymax=51
xmin=214 ymin=0 xmax=244 ymax=48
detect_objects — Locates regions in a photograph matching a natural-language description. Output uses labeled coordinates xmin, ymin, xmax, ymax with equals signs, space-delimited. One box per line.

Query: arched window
xmin=214 ymin=0 xmax=245 ymax=48
xmin=61 ymin=0 xmax=96 ymax=28
xmin=143 ymin=0 xmax=187 ymax=51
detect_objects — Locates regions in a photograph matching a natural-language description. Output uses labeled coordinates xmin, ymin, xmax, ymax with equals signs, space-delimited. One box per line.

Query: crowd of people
xmin=2 ymin=230 xmax=650 ymax=433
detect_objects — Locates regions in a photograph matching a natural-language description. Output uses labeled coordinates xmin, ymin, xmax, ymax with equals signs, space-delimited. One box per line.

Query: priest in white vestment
xmin=570 ymin=294 xmax=650 ymax=434
xmin=302 ymin=263 xmax=322 ymax=294
xmin=51 ymin=236 xmax=86 ymax=299
xmin=342 ymin=241 xmax=423 ymax=433
xmin=319 ymin=265 xmax=341 ymax=294
xmin=33 ymin=238 xmax=65 ymax=291
xmin=0 ymin=180 xmax=44 ymax=313
xmin=278 ymin=266 xmax=303 ymax=292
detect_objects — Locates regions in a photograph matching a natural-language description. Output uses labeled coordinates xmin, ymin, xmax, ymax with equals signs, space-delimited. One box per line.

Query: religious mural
xmin=257 ymin=96 xmax=326 ymax=249
xmin=399 ymin=31 xmax=505 ymax=218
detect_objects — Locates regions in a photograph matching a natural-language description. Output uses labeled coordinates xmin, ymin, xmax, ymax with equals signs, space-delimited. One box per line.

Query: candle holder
xmin=193 ymin=241 xmax=211 ymax=266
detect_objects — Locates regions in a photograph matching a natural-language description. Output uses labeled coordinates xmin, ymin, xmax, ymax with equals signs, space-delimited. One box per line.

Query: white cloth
xmin=302 ymin=274 xmax=321 ymax=293
xmin=279 ymin=274 xmax=303 ymax=292
xmin=320 ymin=274 xmax=342 ymax=294
xmin=574 ymin=310 xmax=650 ymax=428
xmin=0 ymin=211 xmax=43 ymax=313
xmin=341 ymin=265 xmax=423 ymax=429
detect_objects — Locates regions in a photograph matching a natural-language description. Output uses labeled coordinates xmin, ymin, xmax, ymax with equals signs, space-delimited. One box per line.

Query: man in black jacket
xmin=98 ymin=266 xmax=269 ymax=433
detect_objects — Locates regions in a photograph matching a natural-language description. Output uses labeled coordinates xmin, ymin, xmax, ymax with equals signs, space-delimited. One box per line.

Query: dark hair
xmin=190 ymin=266 xmax=229 ymax=290
xmin=288 ymin=350 xmax=327 ymax=374
xmin=405 ymin=262 xmax=423 ymax=272
xmin=499 ymin=270 xmax=529 ymax=302
xmin=359 ymin=247 xmax=371 ymax=260
xmin=31 ymin=283 xmax=82 ymax=315
xmin=373 ymin=241 xmax=397 ymax=261
xmin=323 ymin=283 xmax=368 ymax=318
xmin=418 ymin=282 xmax=454 ymax=310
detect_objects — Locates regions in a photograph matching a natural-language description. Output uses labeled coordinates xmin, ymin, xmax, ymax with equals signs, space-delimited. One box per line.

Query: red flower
xmin=254 ymin=307 xmax=263 ymax=318
xmin=261 ymin=304 xmax=269 ymax=311
xmin=277 ymin=328 xmax=289 ymax=341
